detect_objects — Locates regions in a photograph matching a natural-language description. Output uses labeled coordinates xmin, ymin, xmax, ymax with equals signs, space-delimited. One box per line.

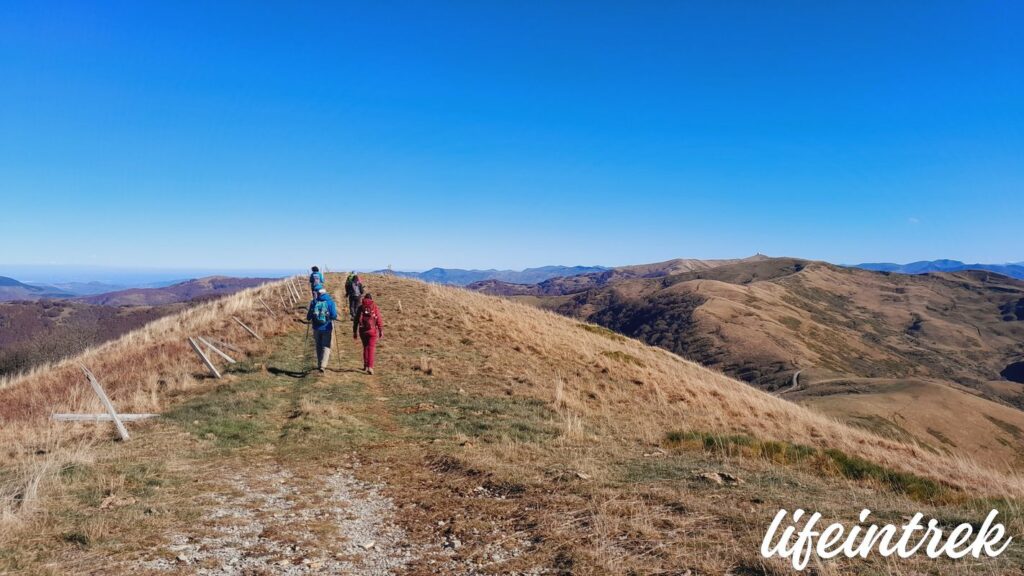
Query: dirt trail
xmin=775 ymin=369 xmax=801 ymax=395
xmin=141 ymin=464 xmax=426 ymax=575
xmin=133 ymin=327 xmax=453 ymax=575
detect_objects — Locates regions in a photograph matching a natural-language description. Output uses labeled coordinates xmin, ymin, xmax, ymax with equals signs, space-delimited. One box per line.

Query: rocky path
xmin=140 ymin=462 xmax=432 ymax=575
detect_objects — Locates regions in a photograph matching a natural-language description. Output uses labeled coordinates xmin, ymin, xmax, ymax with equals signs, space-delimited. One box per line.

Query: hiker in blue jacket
xmin=306 ymin=287 xmax=338 ymax=373
xmin=309 ymin=266 xmax=325 ymax=297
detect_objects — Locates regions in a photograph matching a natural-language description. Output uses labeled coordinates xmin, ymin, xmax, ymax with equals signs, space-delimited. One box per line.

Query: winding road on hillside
xmin=777 ymin=370 xmax=802 ymax=396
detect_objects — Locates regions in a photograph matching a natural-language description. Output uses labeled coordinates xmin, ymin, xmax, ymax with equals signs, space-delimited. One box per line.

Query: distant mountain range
xmin=853 ymin=259 xmax=1024 ymax=279
xmin=26 ymin=280 xmax=128 ymax=296
xmin=1 ymin=275 xmax=273 ymax=304
xmin=0 ymin=276 xmax=74 ymax=301
xmin=381 ymin=265 xmax=608 ymax=286
xmin=78 ymin=276 xmax=274 ymax=306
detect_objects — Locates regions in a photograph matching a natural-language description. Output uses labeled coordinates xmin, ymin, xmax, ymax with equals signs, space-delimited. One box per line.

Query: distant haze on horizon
xmin=2 ymin=255 xmax=1022 ymax=286
xmin=2 ymin=2 xmax=1020 ymax=269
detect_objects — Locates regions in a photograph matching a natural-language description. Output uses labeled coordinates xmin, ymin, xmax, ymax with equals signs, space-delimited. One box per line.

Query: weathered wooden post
xmin=208 ymin=338 xmax=241 ymax=353
xmin=198 ymin=336 xmax=237 ymax=364
xmin=52 ymin=366 xmax=159 ymax=440
xmin=188 ymin=337 xmax=222 ymax=379
xmin=257 ymin=296 xmax=276 ymax=316
xmin=80 ymin=366 xmax=131 ymax=441
xmin=232 ymin=316 xmax=262 ymax=340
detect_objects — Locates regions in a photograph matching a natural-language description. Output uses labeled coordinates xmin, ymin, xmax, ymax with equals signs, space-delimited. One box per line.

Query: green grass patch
xmin=395 ymin=393 xmax=560 ymax=444
xmin=600 ymin=350 xmax=645 ymax=367
xmin=663 ymin=430 xmax=951 ymax=503
xmin=164 ymin=384 xmax=282 ymax=448
xmin=578 ymin=323 xmax=627 ymax=342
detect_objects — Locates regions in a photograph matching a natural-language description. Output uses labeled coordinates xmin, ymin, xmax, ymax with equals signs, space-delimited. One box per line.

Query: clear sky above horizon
xmin=2 ymin=2 xmax=1021 ymax=270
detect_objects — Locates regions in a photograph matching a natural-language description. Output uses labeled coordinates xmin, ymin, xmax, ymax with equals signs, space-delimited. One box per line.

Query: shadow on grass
xmin=267 ymin=366 xmax=309 ymax=378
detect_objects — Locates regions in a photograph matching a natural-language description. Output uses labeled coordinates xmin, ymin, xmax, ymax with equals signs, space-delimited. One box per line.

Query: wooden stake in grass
xmin=80 ymin=365 xmax=131 ymax=441
xmin=398 ymin=299 xmax=403 ymax=314
xmin=257 ymin=296 xmax=276 ymax=316
xmin=52 ymin=413 xmax=158 ymax=422
xmin=232 ymin=316 xmax=262 ymax=340
xmin=208 ymin=338 xmax=241 ymax=353
xmin=188 ymin=337 xmax=222 ymax=379
xmin=198 ymin=336 xmax=237 ymax=364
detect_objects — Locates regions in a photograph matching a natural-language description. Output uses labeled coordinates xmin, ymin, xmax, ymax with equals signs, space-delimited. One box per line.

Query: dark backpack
xmin=359 ymin=301 xmax=378 ymax=333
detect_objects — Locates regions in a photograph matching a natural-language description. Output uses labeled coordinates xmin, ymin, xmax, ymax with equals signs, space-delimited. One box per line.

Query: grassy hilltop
xmin=1 ymin=273 xmax=1022 ymax=574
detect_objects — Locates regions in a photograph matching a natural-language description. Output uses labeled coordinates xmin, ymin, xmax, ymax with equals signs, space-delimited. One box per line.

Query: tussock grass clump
xmin=600 ymin=350 xmax=645 ymax=367
xmin=577 ymin=323 xmax=627 ymax=342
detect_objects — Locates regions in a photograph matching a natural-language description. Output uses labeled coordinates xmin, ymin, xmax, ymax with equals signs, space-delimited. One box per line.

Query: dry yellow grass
xmin=0 ymin=277 xmax=306 ymax=535
xmin=404 ymin=279 xmax=1024 ymax=497
xmin=1 ymin=273 xmax=1022 ymax=574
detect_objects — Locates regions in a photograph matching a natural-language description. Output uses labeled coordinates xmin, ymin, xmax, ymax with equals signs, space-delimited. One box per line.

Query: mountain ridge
xmin=854 ymin=259 xmax=1024 ymax=279
xmin=0 ymin=276 xmax=73 ymax=301
xmin=380 ymin=264 xmax=608 ymax=286
xmin=76 ymin=275 xmax=275 ymax=306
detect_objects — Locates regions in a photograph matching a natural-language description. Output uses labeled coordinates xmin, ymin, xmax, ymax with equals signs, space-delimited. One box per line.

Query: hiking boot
xmin=367 ymin=367 xmax=374 ymax=375
xmin=318 ymin=367 xmax=325 ymax=374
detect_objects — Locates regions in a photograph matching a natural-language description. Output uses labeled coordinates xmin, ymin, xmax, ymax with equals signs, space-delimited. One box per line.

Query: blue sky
xmin=1 ymin=1 xmax=1021 ymax=271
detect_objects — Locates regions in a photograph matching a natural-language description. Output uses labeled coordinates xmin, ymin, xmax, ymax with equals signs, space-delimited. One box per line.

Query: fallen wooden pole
xmin=258 ymin=296 xmax=276 ymax=316
xmin=52 ymin=413 xmax=159 ymax=422
xmin=80 ymin=366 xmax=131 ymax=441
xmin=198 ymin=336 xmax=237 ymax=364
xmin=188 ymin=337 xmax=222 ymax=378
xmin=208 ymin=338 xmax=241 ymax=353
xmin=232 ymin=317 xmax=262 ymax=340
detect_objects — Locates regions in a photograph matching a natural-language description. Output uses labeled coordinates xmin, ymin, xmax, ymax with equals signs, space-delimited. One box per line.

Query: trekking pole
xmin=303 ymin=322 xmax=312 ymax=373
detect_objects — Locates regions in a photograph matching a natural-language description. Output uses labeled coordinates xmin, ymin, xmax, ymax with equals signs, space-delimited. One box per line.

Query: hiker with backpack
xmin=353 ymin=292 xmax=383 ymax=375
xmin=344 ymin=272 xmax=364 ymax=321
xmin=306 ymin=287 xmax=338 ymax=373
xmin=309 ymin=266 xmax=325 ymax=297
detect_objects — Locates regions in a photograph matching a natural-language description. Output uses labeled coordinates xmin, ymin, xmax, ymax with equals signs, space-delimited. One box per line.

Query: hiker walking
xmin=309 ymin=266 xmax=325 ymax=297
xmin=353 ymin=292 xmax=383 ymax=375
xmin=306 ymin=287 xmax=338 ymax=373
xmin=344 ymin=272 xmax=364 ymax=321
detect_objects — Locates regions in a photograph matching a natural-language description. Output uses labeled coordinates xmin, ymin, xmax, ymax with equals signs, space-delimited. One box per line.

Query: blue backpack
xmin=312 ymin=298 xmax=331 ymax=326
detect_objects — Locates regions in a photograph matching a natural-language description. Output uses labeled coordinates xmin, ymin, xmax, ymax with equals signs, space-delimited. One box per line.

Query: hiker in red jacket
xmin=353 ymin=293 xmax=384 ymax=374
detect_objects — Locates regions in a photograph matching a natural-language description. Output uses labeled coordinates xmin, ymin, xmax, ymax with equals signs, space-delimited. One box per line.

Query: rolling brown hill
xmin=466 ymin=254 xmax=770 ymax=297
xmin=78 ymin=276 xmax=274 ymax=306
xmin=472 ymin=257 xmax=1024 ymax=467
xmin=2 ymin=274 xmax=1023 ymax=574
xmin=0 ymin=300 xmax=182 ymax=377
xmin=1 ymin=277 xmax=275 ymax=378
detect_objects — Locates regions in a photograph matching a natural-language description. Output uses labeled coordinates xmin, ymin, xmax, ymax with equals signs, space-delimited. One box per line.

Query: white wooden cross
xmin=50 ymin=365 xmax=158 ymax=441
